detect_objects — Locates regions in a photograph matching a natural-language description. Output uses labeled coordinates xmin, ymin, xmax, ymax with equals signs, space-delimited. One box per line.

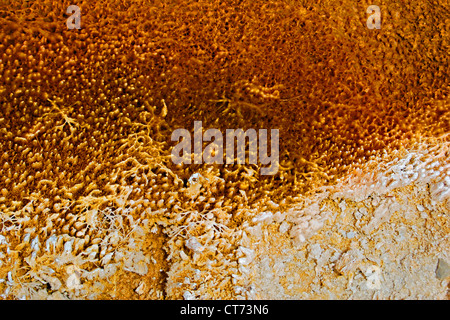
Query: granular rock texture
xmin=249 ymin=140 xmax=449 ymax=299
xmin=0 ymin=0 xmax=448 ymax=299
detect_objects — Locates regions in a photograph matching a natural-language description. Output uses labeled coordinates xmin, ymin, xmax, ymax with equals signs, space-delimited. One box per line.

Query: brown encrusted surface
xmin=0 ymin=0 xmax=448 ymax=299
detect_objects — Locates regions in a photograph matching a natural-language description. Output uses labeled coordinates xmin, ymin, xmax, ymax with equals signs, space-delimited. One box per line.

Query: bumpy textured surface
xmin=0 ymin=0 xmax=448 ymax=299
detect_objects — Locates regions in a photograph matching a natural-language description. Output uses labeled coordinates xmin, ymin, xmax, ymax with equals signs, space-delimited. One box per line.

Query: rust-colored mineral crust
xmin=0 ymin=0 xmax=448 ymax=299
